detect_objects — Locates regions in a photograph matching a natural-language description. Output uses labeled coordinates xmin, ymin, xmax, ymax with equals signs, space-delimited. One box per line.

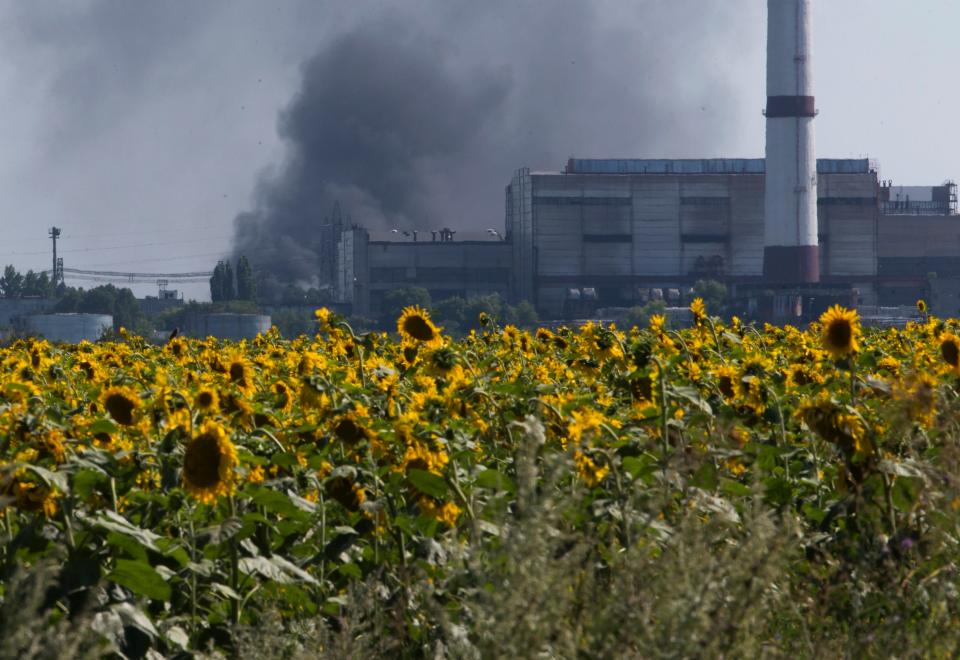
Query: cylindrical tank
xmin=763 ymin=0 xmax=819 ymax=283
xmin=183 ymin=313 xmax=272 ymax=341
xmin=26 ymin=313 xmax=113 ymax=343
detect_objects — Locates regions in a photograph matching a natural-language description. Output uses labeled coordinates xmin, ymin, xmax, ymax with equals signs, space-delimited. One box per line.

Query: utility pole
xmin=49 ymin=227 xmax=62 ymax=286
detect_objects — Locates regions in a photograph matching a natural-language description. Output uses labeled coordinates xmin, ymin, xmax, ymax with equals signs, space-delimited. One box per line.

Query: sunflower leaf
xmin=87 ymin=511 xmax=163 ymax=553
xmin=108 ymin=559 xmax=171 ymax=601
xmin=408 ymin=469 xmax=448 ymax=498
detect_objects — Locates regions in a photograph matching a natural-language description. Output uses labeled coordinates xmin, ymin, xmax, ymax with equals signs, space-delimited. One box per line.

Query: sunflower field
xmin=3 ymin=302 xmax=960 ymax=657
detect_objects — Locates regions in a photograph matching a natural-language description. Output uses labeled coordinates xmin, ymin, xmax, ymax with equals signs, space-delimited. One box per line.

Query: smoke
xmin=231 ymin=1 xmax=761 ymax=290
xmin=233 ymin=16 xmax=511 ymax=284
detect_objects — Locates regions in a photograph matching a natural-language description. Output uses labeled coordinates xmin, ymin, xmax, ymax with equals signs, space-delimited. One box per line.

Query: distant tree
xmin=210 ymin=261 xmax=228 ymax=302
xmin=380 ymin=287 xmax=431 ymax=328
xmin=506 ymin=300 xmax=539 ymax=328
xmin=236 ymin=256 xmax=257 ymax=302
xmin=223 ymin=260 xmax=236 ymax=301
xmin=55 ymin=284 xmax=147 ymax=332
xmin=623 ymin=300 xmax=668 ymax=330
xmin=693 ymin=279 xmax=728 ymax=316
xmin=22 ymin=270 xmax=52 ymax=298
xmin=0 ymin=265 xmax=24 ymax=299
xmin=431 ymin=294 xmax=539 ymax=335
xmin=431 ymin=296 xmax=468 ymax=334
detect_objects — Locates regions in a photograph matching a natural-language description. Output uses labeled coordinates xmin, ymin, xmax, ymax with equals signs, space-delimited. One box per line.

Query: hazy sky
xmin=0 ymin=1 xmax=954 ymax=300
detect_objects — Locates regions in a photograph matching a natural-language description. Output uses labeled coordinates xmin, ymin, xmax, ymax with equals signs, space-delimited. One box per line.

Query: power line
xmin=62 ymin=267 xmax=213 ymax=279
xmin=0 ymin=235 xmax=232 ymax=258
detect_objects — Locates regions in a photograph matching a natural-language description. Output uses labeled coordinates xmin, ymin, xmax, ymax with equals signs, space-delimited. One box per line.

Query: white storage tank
xmin=26 ymin=313 xmax=113 ymax=343
xmin=182 ymin=313 xmax=271 ymax=341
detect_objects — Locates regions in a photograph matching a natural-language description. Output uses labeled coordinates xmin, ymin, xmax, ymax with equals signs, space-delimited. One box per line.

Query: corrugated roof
xmin=564 ymin=158 xmax=873 ymax=175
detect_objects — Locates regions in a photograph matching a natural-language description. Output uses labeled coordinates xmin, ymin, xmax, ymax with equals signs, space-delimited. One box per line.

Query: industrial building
xmin=331 ymin=0 xmax=960 ymax=322
xmin=337 ymin=228 xmax=511 ymax=318
xmin=506 ymin=158 xmax=880 ymax=317
xmin=333 ymin=163 xmax=960 ymax=321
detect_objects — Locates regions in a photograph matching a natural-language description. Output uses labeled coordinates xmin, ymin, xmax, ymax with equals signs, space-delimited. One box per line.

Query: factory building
xmin=328 ymin=165 xmax=960 ymax=321
xmin=336 ymin=227 xmax=511 ymax=317
xmin=329 ymin=0 xmax=960 ymax=323
xmin=877 ymin=182 xmax=960 ymax=311
xmin=506 ymin=158 xmax=880 ymax=317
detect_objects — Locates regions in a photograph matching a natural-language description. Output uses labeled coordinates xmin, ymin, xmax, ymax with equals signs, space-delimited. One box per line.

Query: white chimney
xmin=763 ymin=0 xmax=819 ymax=283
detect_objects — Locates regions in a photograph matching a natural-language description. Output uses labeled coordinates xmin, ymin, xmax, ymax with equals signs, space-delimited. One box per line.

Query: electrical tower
xmin=49 ymin=227 xmax=62 ymax=286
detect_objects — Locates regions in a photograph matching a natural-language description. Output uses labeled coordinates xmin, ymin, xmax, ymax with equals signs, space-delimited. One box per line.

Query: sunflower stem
xmin=228 ymin=496 xmax=240 ymax=626
xmin=109 ymin=477 xmax=119 ymax=513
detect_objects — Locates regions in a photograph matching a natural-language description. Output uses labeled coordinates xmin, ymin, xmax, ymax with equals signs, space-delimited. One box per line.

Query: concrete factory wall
xmin=348 ymin=232 xmax=512 ymax=317
xmin=182 ymin=313 xmax=271 ymax=340
xmin=0 ymin=298 xmax=55 ymax=328
xmin=876 ymin=214 xmax=960 ymax=305
xmin=507 ymin=163 xmax=879 ymax=316
xmin=25 ymin=313 xmax=113 ymax=343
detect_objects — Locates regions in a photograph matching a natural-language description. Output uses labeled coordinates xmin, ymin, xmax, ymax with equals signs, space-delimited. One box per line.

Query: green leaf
xmin=108 ymin=559 xmax=171 ymax=601
xmin=250 ymin=488 xmax=307 ymax=518
xmin=23 ymin=464 xmax=69 ymax=492
xmin=197 ymin=517 xmax=243 ymax=545
xmin=878 ymin=459 xmax=926 ymax=480
xmin=209 ymin=583 xmax=241 ymax=601
xmin=408 ymin=469 xmax=448 ymax=498
xmin=238 ymin=556 xmax=318 ymax=585
xmin=88 ymin=510 xmax=162 ymax=552
xmin=106 ymin=532 xmax=148 ymax=561
xmin=622 ymin=455 xmax=657 ymax=480
xmin=71 ymin=469 xmax=106 ymax=500
xmin=720 ymin=478 xmax=752 ymax=498
xmin=763 ymin=477 xmax=794 ymax=506
xmin=475 ymin=469 xmax=515 ymax=493
xmin=271 ymin=451 xmax=302 ymax=468
xmin=110 ymin=602 xmax=158 ymax=641
xmin=691 ymin=462 xmax=718 ymax=491
xmin=87 ymin=419 xmax=119 ymax=436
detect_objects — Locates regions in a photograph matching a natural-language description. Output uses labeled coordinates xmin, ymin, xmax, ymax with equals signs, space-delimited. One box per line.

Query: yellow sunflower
xmin=182 ymin=420 xmax=238 ymax=503
xmin=819 ymin=305 xmax=860 ymax=359
xmin=397 ymin=306 xmax=442 ymax=347
xmin=272 ymin=380 xmax=293 ymax=412
xmin=689 ymin=297 xmax=707 ymax=323
xmin=917 ymin=299 xmax=928 ymax=315
xmin=194 ymin=387 xmax=219 ymax=412
xmin=940 ymin=333 xmax=960 ymax=374
xmin=226 ymin=355 xmax=256 ymax=394
xmin=100 ymin=385 xmax=141 ymax=427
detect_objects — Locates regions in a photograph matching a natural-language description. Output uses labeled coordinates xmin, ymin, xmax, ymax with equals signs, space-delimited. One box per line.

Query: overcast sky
xmin=0 ymin=1 xmax=954 ymax=300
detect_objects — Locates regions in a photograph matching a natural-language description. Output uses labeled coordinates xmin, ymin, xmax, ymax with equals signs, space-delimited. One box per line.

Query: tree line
xmin=210 ymin=256 xmax=256 ymax=303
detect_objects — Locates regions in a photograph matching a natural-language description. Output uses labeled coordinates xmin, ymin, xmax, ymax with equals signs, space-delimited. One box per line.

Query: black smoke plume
xmin=232 ymin=2 xmax=758 ymax=294
xmin=233 ymin=18 xmax=510 ymax=288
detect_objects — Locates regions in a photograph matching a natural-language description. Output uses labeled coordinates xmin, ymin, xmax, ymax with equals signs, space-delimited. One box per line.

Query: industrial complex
xmin=9 ymin=0 xmax=960 ymax=341
xmin=331 ymin=0 xmax=960 ymax=323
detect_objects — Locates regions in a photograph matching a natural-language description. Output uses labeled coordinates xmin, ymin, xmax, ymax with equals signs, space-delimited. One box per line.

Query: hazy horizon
xmin=0 ymin=1 xmax=954 ymax=300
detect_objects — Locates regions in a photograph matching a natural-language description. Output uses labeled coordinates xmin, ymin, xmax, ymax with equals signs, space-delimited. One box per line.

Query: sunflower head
xmin=325 ymin=476 xmax=366 ymax=511
xmin=182 ymin=420 xmax=238 ymax=503
xmin=332 ymin=413 xmax=371 ymax=445
xmin=689 ymin=297 xmax=707 ymax=322
xmin=195 ymin=387 xmax=219 ymax=412
xmin=273 ymin=381 xmax=293 ymax=412
xmin=917 ymin=299 xmax=928 ymax=314
xmin=819 ymin=305 xmax=860 ymax=359
xmin=228 ymin=357 xmax=253 ymax=390
xmin=941 ymin=333 xmax=960 ymax=373
xmin=100 ymin=386 xmax=141 ymax=426
xmin=166 ymin=337 xmax=188 ymax=359
xmin=397 ymin=306 xmax=442 ymax=347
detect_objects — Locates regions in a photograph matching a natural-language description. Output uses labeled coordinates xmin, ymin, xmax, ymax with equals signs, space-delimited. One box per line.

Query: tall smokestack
xmin=763 ymin=0 xmax=819 ymax=283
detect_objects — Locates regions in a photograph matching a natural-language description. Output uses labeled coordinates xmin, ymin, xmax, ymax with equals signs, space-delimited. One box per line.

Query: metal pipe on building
xmin=763 ymin=0 xmax=819 ymax=283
